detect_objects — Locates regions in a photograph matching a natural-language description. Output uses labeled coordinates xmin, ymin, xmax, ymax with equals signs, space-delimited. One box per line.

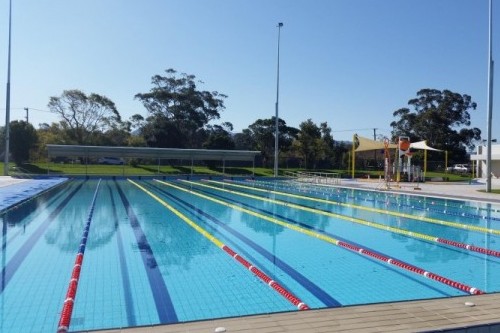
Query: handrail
xmin=9 ymin=166 xmax=34 ymax=178
xmin=294 ymin=171 xmax=341 ymax=185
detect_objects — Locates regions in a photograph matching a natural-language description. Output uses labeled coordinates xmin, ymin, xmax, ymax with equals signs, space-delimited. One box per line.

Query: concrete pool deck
xmin=344 ymin=177 xmax=500 ymax=204
xmin=1 ymin=176 xmax=499 ymax=332
xmin=93 ymin=293 xmax=500 ymax=332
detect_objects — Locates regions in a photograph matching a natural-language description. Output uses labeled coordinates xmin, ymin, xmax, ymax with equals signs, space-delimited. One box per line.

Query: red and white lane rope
xmin=57 ymin=179 xmax=101 ymax=333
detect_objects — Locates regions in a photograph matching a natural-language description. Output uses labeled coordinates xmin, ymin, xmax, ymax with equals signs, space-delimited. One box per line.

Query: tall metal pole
xmin=486 ymin=0 xmax=494 ymax=192
xmin=4 ymin=0 xmax=12 ymax=176
xmin=274 ymin=22 xmax=283 ymax=178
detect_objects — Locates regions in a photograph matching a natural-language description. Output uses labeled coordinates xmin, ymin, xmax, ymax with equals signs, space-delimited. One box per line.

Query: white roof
xmin=47 ymin=145 xmax=260 ymax=161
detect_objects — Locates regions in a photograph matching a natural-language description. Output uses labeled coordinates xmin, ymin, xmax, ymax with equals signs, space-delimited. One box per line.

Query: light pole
xmin=4 ymin=0 xmax=12 ymax=176
xmin=274 ymin=22 xmax=283 ymax=178
xmin=486 ymin=0 xmax=494 ymax=192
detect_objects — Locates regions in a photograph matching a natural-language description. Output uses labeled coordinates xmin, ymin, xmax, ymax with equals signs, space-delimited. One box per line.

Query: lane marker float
xmin=57 ymin=179 xmax=101 ymax=333
xmin=129 ymin=179 xmax=309 ymax=311
xmin=157 ymin=179 xmax=484 ymax=295
xmin=209 ymin=179 xmax=500 ymax=236
xmin=187 ymin=180 xmax=500 ymax=258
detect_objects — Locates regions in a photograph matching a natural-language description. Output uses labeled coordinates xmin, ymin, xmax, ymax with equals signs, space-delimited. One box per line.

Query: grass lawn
xmin=0 ymin=162 xmax=476 ymax=180
xmin=1 ymin=162 xmax=277 ymax=177
xmin=479 ymin=189 xmax=500 ymax=194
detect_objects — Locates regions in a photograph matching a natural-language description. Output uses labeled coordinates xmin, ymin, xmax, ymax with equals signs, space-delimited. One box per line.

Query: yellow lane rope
xmin=178 ymin=180 xmax=500 ymax=257
xmin=205 ymin=180 xmax=500 ymax=236
xmin=127 ymin=179 xmax=309 ymax=310
xmin=154 ymin=179 xmax=483 ymax=295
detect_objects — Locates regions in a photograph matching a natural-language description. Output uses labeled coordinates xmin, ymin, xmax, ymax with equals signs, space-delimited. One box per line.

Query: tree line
xmin=0 ymin=69 xmax=481 ymax=170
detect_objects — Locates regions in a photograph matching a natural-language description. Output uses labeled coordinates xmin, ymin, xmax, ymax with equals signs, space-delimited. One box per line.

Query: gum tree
xmin=48 ymin=89 xmax=122 ymax=145
xmin=135 ymin=69 xmax=227 ymax=148
xmin=390 ymin=88 xmax=481 ymax=162
xmin=9 ymin=120 xmax=38 ymax=164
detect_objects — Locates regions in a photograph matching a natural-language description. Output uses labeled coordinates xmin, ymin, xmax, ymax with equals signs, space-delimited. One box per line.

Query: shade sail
xmin=354 ymin=135 xmax=397 ymax=152
xmin=354 ymin=136 xmax=441 ymax=152
xmin=409 ymin=140 xmax=442 ymax=151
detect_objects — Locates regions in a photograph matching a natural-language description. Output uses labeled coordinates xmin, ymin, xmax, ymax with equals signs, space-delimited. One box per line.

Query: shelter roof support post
xmin=424 ymin=149 xmax=427 ymax=181
xmin=191 ymin=158 xmax=193 ymax=176
xmin=393 ymin=145 xmax=399 ymax=185
xmin=223 ymin=158 xmax=226 ymax=177
xmin=157 ymin=158 xmax=160 ymax=174
xmin=252 ymin=158 xmax=255 ymax=177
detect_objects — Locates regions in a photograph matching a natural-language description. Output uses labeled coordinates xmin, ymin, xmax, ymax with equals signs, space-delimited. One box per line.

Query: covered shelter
xmin=351 ymin=135 xmax=397 ymax=178
xmin=409 ymin=140 xmax=442 ymax=178
xmin=351 ymin=135 xmax=441 ymax=179
xmin=46 ymin=144 xmax=261 ymax=176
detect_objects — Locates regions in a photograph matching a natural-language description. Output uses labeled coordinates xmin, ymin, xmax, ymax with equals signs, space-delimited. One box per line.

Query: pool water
xmin=1 ymin=178 xmax=499 ymax=332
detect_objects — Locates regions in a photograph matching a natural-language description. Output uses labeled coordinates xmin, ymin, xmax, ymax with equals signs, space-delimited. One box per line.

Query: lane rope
xmin=254 ymin=179 xmax=500 ymax=223
xmin=156 ymin=179 xmax=484 ymax=295
xmin=285 ymin=179 xmax=500 ymax=215
xmin=141 ymin=181 xmax=341 ymax=307
xmin=209 ymin=179 xmax=500 ymax=236
xmin=129 ymin=179 xmax=309 ymax=311
xmin=189 ymin=180 xmax=500 ymax=258
xmin=57 ymin=179 xmax=101 ymax=333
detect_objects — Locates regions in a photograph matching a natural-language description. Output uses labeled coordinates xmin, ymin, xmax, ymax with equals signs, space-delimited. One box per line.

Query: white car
xmin=447 ymin=164 xmax=470 ymax=173
xmin=98 ymin=157 xmax=124 ymax=165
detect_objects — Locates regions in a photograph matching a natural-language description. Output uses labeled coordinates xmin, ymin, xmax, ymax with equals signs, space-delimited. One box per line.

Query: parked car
xmin=98 ymin=157 xmax=124 ymax=165
xmin=446 ymin=164 xmax=470 ymax=173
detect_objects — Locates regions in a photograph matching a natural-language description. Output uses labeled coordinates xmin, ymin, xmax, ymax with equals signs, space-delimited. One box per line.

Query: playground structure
xmin=352 ymin=135 xmax=441 ymax=188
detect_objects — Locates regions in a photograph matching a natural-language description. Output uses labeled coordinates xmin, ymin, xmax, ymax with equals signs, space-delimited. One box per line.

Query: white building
xmin=470 ymin=143 xmax=500 ymax=178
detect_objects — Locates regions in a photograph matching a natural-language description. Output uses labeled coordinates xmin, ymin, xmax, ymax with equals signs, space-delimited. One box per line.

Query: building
xmin=470 ymin=143 xmax=500 ymax=178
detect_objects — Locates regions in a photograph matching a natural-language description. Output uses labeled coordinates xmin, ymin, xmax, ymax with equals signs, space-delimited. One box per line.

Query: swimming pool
xmin=1 ymin=178 xmax=499 ymax=332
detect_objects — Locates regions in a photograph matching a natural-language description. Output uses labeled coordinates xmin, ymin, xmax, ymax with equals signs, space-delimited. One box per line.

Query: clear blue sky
xmin=0 ymin=0 xmax=498 ymax=142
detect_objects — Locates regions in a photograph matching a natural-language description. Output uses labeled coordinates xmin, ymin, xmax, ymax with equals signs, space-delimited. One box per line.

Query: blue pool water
xmin=1 ymin=178 xmax=499 ymax=332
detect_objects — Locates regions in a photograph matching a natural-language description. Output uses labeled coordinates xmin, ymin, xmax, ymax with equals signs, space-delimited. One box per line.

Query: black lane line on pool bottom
xmin=107 ymin=183 xmax=136 ymax=327
xmin=0 ymin=181 xmax=85 ymax=294
xmin=173 ymin=181 xmax=454 ymax=297
xmin=115 ymin=181 xmax=178 ymax=324
xmin=143 ymin=181 xmax=341 ymax=308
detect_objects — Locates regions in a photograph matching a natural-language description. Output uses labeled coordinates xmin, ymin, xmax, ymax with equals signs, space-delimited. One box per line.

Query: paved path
xmin=342 ymin=178 xmax=500 ymax=204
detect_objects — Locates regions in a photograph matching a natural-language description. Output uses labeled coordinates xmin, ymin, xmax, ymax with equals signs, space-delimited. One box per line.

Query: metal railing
xmin=284 ymin=171 xmax=341 ymax=185
xmin=9 ymin=166 xmax=34 ymax=178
